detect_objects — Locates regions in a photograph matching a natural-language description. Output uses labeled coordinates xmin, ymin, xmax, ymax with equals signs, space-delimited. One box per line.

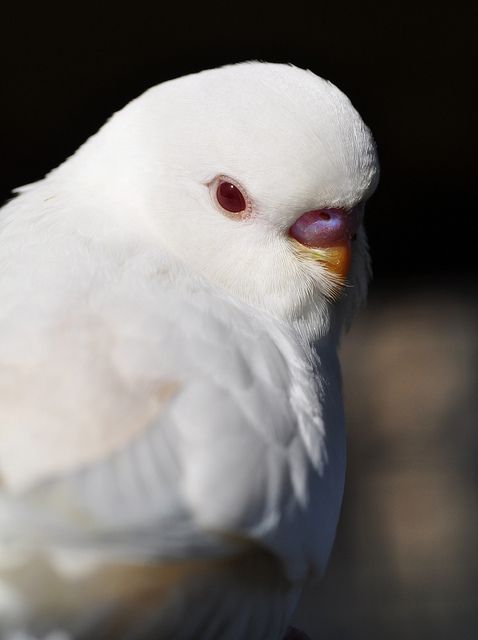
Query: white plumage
xmin=0 ymin=62 xmax=378 ymax=639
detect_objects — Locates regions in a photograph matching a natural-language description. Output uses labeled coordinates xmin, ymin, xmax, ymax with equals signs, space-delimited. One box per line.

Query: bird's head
xmin=66 ymin=62 xmax=379 ymax=338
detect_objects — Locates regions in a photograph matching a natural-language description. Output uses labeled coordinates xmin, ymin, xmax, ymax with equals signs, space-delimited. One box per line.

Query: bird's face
xmin=102 ymin=63 xmax=379 ymax=331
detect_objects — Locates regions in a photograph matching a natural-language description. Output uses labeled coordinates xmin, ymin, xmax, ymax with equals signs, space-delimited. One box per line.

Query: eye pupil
xmin=216 ymin=180 xmax=246 ymax=213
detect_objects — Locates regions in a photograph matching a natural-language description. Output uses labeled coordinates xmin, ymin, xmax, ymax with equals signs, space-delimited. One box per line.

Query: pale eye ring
xmin=210 ymin=176 xmax=252 ymax=220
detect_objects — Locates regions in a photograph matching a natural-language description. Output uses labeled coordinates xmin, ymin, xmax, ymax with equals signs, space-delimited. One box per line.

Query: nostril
xmin=289 ymin=207 xmax=359 ymax=249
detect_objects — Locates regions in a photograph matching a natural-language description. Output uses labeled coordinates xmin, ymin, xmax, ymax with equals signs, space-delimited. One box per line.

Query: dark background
xmin=2 ymin=3 xmax=477 ymax=639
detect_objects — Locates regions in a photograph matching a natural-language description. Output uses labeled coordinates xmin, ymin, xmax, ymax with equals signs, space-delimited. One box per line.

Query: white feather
xmin=0 ymin=61 xmax=378 ymax=638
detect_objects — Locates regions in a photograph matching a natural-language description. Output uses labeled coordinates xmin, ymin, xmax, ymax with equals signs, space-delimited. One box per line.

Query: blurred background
xmin=295 ymin=284 xmax=478 ymax=638
xmin=1 ymin=2 xmax=476 ymax=638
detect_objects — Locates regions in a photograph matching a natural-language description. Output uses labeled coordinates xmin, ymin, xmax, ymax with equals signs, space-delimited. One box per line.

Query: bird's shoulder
xmin=0 ymin=256 xmax=330 ymax=576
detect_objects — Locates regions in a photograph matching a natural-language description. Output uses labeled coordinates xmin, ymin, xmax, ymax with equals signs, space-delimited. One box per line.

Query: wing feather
xmin=0 ymin=244 xmax=336 ymax=587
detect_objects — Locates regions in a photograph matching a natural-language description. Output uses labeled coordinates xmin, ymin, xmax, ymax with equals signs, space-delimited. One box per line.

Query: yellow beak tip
xmin=320 ymin=245 xmax=351 ymax=279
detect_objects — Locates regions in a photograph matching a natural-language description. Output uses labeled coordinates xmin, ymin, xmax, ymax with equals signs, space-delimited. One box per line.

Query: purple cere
xmin=289 ymin=206 xmax=363 ymax=248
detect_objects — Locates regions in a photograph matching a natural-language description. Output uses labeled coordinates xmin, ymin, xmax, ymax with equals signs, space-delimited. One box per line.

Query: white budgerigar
xmin=0 ymin=62 xmax=378 ymax=639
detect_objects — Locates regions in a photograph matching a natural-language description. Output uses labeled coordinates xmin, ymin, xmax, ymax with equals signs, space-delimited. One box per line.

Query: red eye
xmin=216 ymin=180 xmax=247 ymax=214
